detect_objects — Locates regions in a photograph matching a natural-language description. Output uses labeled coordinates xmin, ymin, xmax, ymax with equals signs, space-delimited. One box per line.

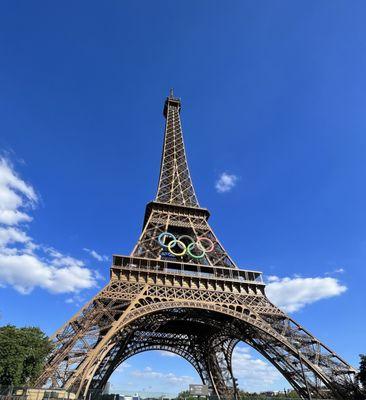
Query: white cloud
xmin=131 ymin=367 xmax=195 ymax=386
xmin=159 ymin=351 xmax=179 ymax=358
xmin=267 ymin=275 xmax=280 ymax=282
xmin=325 ymin=267 xmax=345 ymax=275
xmin=0 ymin=156 xmax=100 ymax=294
xmin=118 ymin=349 xmax=283 ymax=394
xmin=232 ymin=345 xmax=284 ymax=392
xmin=83 ymin=248 xmax=109 ymax=262
xmin=215 ymin=172 xmax=238 ymax=193
xmin=0 ymin=158 xmax=37 ymax=225
xmin=65 ymin=293 xmax=87 ymax=306
xmin=0 ymin=227 xmax=30 ymax=248
xmin=265 ymin=275 xmax=347 ymax=312
xmin=115 ymin=362 xmax=131 ymax=373
xmin=110 ymin=349 xmax=285 ymax=394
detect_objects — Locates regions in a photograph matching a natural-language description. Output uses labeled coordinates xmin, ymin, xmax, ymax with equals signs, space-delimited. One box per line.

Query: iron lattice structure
xmin=36 ymin=93 xmax=358 ymax=399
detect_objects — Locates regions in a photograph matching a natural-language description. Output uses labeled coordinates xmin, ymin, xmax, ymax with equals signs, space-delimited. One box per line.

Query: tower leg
xmin=187 ymin=336 xmax=239 ymax=400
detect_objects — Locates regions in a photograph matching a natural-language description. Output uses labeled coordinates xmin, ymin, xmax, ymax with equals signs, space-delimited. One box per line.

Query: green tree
xmin=282 ymin=390 xmax=300 ymax=398
xmin=176 ymin=390 xmax=195 ymax=400
xmin=358 ymin=354 xmax=366 ymax=389
xmin=0 ymin=325 xmax=52 ymax=386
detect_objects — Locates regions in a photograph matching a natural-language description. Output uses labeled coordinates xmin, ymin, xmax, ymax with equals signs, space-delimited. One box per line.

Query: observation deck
xmin=111 ymin=255 xmax=264 ymax=289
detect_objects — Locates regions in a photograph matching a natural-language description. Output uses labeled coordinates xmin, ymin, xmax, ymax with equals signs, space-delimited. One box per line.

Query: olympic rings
xmin=157 ymin=231 xmax=215 ymax=259
xmin=167 ymin=239 xmax=186 ymax=256
xmin=158 ymin=232 xmax=176 ymax=248
xmin=196 ymin=237 xmax=215 ymax=253
xmin=187 ymin=242 xmax=205 ymax=259
xmin=177 ymin=235 xmax=195 ymax=245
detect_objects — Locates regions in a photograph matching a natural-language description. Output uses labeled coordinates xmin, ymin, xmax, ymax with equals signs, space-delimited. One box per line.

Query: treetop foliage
xmin=0 ymin=325 xmax=52 ymax=386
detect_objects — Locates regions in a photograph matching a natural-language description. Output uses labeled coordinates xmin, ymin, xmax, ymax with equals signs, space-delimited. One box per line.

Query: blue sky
xmin=1 ymin=1 xmax=366 ymax=395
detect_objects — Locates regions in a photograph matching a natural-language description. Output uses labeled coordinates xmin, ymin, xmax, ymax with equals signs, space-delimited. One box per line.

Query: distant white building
xmin=121 ymin=394 xmax=140 ymax=400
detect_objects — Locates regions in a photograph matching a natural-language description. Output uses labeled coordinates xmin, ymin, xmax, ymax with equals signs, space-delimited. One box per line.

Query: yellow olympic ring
xmin=167 ymin=239 xmax=187 ymax=256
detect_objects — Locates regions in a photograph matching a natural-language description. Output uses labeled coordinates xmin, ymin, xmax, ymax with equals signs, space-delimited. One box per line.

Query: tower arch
xmin=61 ymin=301 xmax=354 ymax=400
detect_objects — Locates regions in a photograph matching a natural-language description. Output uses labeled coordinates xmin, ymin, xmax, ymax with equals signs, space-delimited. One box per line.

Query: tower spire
xmin=156 ymin=93 xmax=199 ymax=207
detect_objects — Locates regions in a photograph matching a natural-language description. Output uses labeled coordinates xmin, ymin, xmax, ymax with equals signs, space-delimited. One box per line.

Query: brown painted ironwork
xmin=36 ymin=92 xmax=357 ymax=399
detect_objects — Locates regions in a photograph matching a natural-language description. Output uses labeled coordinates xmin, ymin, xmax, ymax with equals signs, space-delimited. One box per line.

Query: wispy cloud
xmin=131 ymin=367 xmax=196 ymax=387
xmin=65 ymin=293 xmax=87 ymax=306
xmin=325 ymin=267 xmax=345 ymax=275
xmin=0 ymin=158 xmax=37 ymax=225
xmin=0 ymin=157 xmax=100 ymax=294
xmin=265 ymin=275 xmax=347 ymax=312
xmin=115 ymin=362 xmax=131 ymax=373
xmin=83 ymin=248 xmax=109 ymax=262
xmin=110 ymin=349 xmax=284 ymax=395
xmin=159 ymin=351 xmax=179 ymax=358
xmin=232 ymin=345 xmax=284 ymax=392
xmin=215 ymin=172 xmax=238 ymax=193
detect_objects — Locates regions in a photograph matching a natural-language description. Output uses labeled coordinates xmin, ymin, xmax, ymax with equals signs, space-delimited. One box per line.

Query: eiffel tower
xmin=36 ymin=91 xmax=357 ymax=399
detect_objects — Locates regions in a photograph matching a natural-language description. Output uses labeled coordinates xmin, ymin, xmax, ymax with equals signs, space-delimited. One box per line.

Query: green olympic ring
xmin=187 ymin=242 xmax=205 ymax=259
xmin=157 ymin=231 xmax=215 ymax=259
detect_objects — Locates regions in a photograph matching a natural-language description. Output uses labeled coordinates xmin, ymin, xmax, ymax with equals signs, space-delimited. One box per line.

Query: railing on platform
xmin=0 ymin=387 xmax=75 ymax=400
xmin=112 ymin=255 xmax=264 ymax=285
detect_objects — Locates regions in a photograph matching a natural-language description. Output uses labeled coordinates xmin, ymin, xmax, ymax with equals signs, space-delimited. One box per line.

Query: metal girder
xmin=156 ymin=95 xmax=199 ymax=207
xmin=35 ymin=93 xmax=359 ymax=400
xmin=87 ymin=311 xmax=239 ymax=399
xmin=36 ymin=277 xmax=357 ymax=399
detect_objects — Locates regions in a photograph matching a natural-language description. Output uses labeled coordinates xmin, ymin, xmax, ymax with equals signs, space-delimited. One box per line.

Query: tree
xmin=0 ymin=325 xmax=52 ymax=386
xmin=176 ymin=390 xmax=195 ymax=400
xmin=358 ymin=354 xmax=366 ymax=390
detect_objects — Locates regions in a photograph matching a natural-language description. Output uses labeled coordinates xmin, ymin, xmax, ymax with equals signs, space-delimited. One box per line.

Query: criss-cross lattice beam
xmin=87 ymin=312 xmax=239 ymax=399
xmin=132 ymin=207 xmax=237 ymax=268
xmin=155 ymin=93 xmax=199 ymax=207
